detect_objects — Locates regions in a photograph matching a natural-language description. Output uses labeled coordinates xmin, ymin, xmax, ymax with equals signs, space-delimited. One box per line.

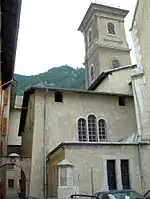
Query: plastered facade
xmin=47 ymin=144 xmax=150 ymax=196
xmin=21 ymin=94 xmax=35 ymax=157
xmin=131 ymin=0 xmax=150 ymax=141
xmin=80 ymin=4 xmax=131 ymax=89
xmin=95 ymin=67 xmax=133 ymax=95
xmin=5 ymin=165 xmax=21 ymax=198
xmin=47 ymin=148 xmax=65 ymax=198
xmin=21 ymin=89 xmax=137 ymax=197
xmin=66 ymin=145 xmax=140 ymax=193
xmin=19 ymin=2 xmax=150 ymax=198
xmin=0 ymin=156 xmax=31 ymax=197
xmin=8 ymin=109 xmax=21 ymax=146
xmin=22 ymin=90 xmax=137 ymax=152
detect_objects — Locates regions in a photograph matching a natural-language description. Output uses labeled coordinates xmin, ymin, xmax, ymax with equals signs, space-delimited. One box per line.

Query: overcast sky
xmin=15 ymin=0 xmax=137 ymax=75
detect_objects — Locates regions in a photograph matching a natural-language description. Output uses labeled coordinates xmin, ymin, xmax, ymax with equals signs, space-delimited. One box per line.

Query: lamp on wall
xmin=10 ymin=158 xmax=16 ymax=165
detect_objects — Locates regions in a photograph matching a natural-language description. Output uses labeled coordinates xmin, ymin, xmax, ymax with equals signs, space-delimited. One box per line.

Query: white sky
xmin=15 ymin=0 xmax=137 ymax=75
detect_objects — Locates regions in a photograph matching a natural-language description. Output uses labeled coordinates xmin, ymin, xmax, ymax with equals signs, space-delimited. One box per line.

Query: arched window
xmin=98 ymin=119 xmax=107 ymax=141
xmin=107 ymin=22 xmax=116 ymax=35
xmin=112 ymin=59 xmax=120 ymax=68
xmin=78 ymin=118 xmax=87 ymax=142
xmin=90 ymin=65 xmax=95 ymax=82
xmin=88 ymin=30 xmax=92 ymax=43
xmin=88 ymin=115 xmax=97 ymax=142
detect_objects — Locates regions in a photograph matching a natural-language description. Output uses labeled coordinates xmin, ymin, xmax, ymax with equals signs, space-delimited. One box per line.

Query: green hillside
xmin=14 ymin=65 xmax=85 ymax=96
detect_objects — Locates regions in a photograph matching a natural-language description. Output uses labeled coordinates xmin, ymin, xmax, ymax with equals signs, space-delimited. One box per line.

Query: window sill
xmin=107 ymin=33 xmax=117 ymax=37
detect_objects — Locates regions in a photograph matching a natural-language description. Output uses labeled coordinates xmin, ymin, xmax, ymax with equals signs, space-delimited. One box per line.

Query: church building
xmin=0 ymin=1 xmax=150 ymax=199
xmin=17 ymin=2 xmax=150 ymax=199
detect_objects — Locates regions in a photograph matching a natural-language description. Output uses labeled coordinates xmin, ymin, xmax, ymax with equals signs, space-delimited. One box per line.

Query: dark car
xmin=144 ymin=191 xmax=150 ymax=199
xmin=94 ymin=190 xmax=147 ymax=199
xmin=70 ymin=190 xmax=150 ymax=199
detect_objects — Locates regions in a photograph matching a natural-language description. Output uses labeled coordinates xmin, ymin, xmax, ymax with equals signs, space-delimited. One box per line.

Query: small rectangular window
xmin=54 ymin=92 xmax=63 ymax=102
xmin=8 ymin=179 xmax=14 ymax=188
xmin=121 ymin=160 xmax=130 ymax=189
xmin=60 ymin=167 xmax=67 ymax=186
xmin=107 ymin=160 xmax=117 ymax=190
xmin=119 ymin=96 xmax=126 ymax=106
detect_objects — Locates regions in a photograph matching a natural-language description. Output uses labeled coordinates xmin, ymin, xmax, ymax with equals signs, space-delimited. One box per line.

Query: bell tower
xmin=78 ymin=3 xmax=131 ymax=89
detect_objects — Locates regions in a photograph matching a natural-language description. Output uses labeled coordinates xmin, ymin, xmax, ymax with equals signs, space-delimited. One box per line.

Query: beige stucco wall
xmin=48 ymin=144 xmax=150 ymax=196
xmin=83 ymin=6 xmax=131 ymax=89
xmin=132 ymin=0 xmax=150 ymax=74
xmin=86 ymin=41 xmax=131 ymax=89
xmin=47 ymin=148 xmax=65 ymax=198
xmin=141 ymin=144 xmax=150 ymax=192
xmin=0 ymin=156 xmax=31 ymax=197
xmin=95 ymin=68 xmax=133 ymax=95
xmin=34 ymin=90 xmax=136 ymax=153
xmin=64 ymin=144 xmax=145 ymax=194
xmin=84 ymin=8 xmax=130 ymax=57
xmin=98 ymin=48 xmax=131 ymax=73
xmin=25 ymin=89 xmax=137 ymax=197
xmin=27 ymin=92 xmax=44 ymax=198
xmin=86 ymin=48 xmax=131 ymax=89
xmin=15 ymin=96 xmax=23 ymax=108
xmin=97 ymin=13 xmax=128 ymax=48
xmin=85 ymin=47 xmax=100 ymax=88
xmin=8 ymin=109 xmax=21 ymax=146
xmin=131 ymin=0 xmax=150 ymax=140
xmin=21 ymin=94 xmax=35 ymax=157
xmin=6 ymin=166 xmax=21 ymax=198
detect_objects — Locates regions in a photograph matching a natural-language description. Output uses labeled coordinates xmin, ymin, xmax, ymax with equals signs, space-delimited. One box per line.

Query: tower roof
xmin=78 ymin=3 xmax=129 ymax=32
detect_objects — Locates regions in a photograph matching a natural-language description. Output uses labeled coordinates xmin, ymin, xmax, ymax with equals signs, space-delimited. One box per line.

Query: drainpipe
xmin=138 ymin=143 xmax=144 ymax=193
xmin=90 ymin=167 xmax=94 ymax=195
xmin=43 ymin=88 xmax=48 ymax=198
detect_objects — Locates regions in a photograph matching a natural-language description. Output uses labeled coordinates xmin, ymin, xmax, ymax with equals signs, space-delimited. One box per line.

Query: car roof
xmin=95 ymin=190 xmax=137 ymax=194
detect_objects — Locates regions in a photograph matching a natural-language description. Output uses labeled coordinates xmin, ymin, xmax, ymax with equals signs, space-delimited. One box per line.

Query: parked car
xmin=70 ymin=190 xmax=150 ymax=199
xmin=144 ymin=191 xmax=150 ymax=199
xmin=94 ymin=190 xmax=149 ymax=199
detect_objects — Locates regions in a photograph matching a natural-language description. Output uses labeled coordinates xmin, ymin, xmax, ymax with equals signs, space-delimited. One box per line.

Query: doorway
xmin=0 ymin=163 xmax=26 ymax=199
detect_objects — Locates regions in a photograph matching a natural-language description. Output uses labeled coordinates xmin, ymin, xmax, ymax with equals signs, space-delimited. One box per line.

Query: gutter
xmin=138 ymin=143 xmax=144 ymax=193
xmin=1 ymin=79 xmax=14 ymax=88
xmin=131 ymin=74 xmax=144 ymax=193
xmin=43 ymin=88 xmax=48 ymax=198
